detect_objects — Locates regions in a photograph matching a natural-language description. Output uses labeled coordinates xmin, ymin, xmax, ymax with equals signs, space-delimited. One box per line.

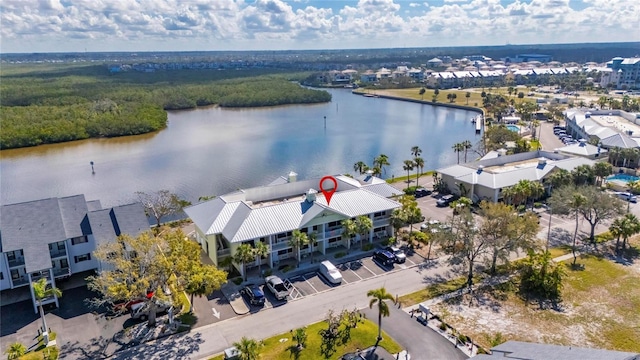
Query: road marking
xmin=212 ymin=307 xmax=221 ymax=319
xmin=305 ymin=278 xmax=318 ymax=293
xmin=361 ymin=264 xmax=377 ymax=276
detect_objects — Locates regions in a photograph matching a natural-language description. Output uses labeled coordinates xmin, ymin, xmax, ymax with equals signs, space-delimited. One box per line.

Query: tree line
xmin=0 ymin=65 xmax=331 ymax=149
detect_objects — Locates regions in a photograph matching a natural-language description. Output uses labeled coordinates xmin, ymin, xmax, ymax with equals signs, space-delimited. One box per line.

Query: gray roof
xmin=558 ymin=142 xmax=607 ymax=157
xmin=601 ymin=133 xmax=638 ymax=149
xmin=1 ymin=195 xmax=148 ymax=273
xmin=1 ymin=197 xmax=77 ymax=272
xmin=475 ymin=341 xmax=640 ymax=360
xmin=360 ymin=183 xmax=403 ymax=198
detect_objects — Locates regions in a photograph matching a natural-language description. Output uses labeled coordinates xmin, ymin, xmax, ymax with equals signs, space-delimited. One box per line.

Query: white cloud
xmin=0 ymin=0 xmax=637 ymax=52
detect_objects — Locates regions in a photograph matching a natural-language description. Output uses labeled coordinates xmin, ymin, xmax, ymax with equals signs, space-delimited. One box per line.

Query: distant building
xmin=503 ymin=54 xmax=552 ymax=63
xmin=470 ymin=341 xmax=640 ymax=360
xmin=0 ymin=195 xmax=149 ymax=313
xmin=601 ymin=57 xmax=640 ymax=89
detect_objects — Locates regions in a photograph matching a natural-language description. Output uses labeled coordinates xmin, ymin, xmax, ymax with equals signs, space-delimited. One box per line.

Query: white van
xmin=318 ymin=260 xmax=342 ymax=284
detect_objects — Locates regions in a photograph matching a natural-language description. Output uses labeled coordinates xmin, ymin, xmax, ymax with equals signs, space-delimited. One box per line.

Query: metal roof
xmin=601 ymin=133 xmax=638 ymax=149
xmin=558 ymin=142 xmax=606 ymax=157
xmin=362 ymin=183 xmax=404 ymax=198
xmin=480 ymin=341 xmax=640 ymax=360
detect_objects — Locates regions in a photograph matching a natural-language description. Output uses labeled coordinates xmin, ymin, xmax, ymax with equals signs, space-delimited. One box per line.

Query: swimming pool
xmin=607 ymin=174 xmax=640 ymax=183
xmin=507 ymin=125 xmax=520 ymax=132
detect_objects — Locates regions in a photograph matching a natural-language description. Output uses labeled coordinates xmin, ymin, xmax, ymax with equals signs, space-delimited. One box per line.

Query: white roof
xmin=558 ymin=142 xmax=606 ymax=157
xmin=185 ymin=180 xmax=400 ymax=243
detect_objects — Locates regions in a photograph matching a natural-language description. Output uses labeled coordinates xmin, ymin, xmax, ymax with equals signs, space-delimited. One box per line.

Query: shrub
xmin=458 ymin=334 xmax=469 ymax=343
xmin=361 ymin=243 xmax=374 ymax=251
xmin=439 ymin=322 xmax=448 ymax=331
xmin=232 ymin=277 xmax=243 ymax=285
xmin=517 ymin=205 xmax=526 ymax=213
xmin=334 ymin=252 xmax=346 ymax=259
xmin=262 ymin=268 xmax=273 ymax=277
xmin=404 ymin=186 xmax=418 ymax=195
xmin=533 ymin=202 xmax=542 ymax=208
xmin=281 ymin=265 xmax=293 ymax=273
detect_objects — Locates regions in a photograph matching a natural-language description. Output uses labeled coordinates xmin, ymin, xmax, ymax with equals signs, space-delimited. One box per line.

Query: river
xmin=0 ymin=89 xmax=481 ymax=207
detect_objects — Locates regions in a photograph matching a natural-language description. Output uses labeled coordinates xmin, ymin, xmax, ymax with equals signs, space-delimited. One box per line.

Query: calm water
xmin=0 ymin=89 xmax=480 ymax=207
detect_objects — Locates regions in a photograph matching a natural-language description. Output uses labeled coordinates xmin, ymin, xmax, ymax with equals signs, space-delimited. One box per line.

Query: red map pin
xmin=319 ymin=176 xmax=338 ymax=205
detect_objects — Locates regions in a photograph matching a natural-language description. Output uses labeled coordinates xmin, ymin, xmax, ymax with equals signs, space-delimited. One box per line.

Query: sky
xmin=1 ymin=0 xmax=638 ymax=53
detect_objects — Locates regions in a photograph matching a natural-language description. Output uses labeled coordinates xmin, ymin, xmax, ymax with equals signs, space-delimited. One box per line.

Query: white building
xmin=185 ymin=173 xmax=402 ymax=277
xmin=0 ymin=195 xmax=149 ymax=313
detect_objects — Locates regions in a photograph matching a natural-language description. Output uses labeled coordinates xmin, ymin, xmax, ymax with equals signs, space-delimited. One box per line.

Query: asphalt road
xmin=108 ymin=259 xmax=458 ymax=360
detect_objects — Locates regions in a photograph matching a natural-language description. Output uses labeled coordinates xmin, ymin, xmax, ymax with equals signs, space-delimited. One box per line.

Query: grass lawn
xmin=430 ymin=252 xmax=640 ymax=352
xmin=208 ymin=319 xmax=402 ymax=360
xmin=386 ymin=171 xmax=435 ymax=185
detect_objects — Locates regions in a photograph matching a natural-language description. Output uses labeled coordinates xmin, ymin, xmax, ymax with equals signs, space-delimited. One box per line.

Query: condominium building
xmin=600 ymin=57 xmax=640 ymax=89
xmin=0 ymin=195 xmax=149 ymax=313
xmin=185 ymin=173 xmax=402 ymax=277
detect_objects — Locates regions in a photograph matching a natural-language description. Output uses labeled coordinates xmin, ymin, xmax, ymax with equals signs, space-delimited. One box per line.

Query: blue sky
xmin=1 ymin=0 xmax=637 ymax=53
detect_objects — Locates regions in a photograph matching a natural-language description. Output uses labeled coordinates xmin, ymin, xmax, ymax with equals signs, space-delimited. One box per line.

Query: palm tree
xmin=353 ymin=161 xmax=367 ymax=175
xmin=234 ymin=243 xmax=255 ymax=281
xmin=355 ymin=215 xmax=373 ymax=244
xmin=465 ymin=91 xmax=471 ymax=105
xmin=5 ymin=342 xmax=27 ymax=360
xmin=411 ymin=146 xmax=422 ymax=158
xmin=289 ymin=229 xmax=309 ymax=267
xmin=462 ymin=140 xmax=473 ymax=162
xmin=414 ymin=157 xmax=424 ymax=187
xmin=33 ymin=277 xmax=62 ymax=334
xmin=341 ymin=219 xmax=358 ymax=248
xmin=402 ymin=160 xmax=415 ymax=188
xmin=452 ymin=142 xmax=464 ymax=164
xmin=367 ymin=287 xmax=396 ymax=342
xmin=547 ymin=168 xmax=572 ymax=192
xmin=308 ymin=232 xmax=318 ymax=263
xmin=419 ymin=87 xmax=426 ymax=100
xmin=233 ymin=337 xmax=262 ymax=360
xmin=612 ymin=213 xmax=640 ymax=254
xmin=528 ymin=182 xmax=545 ymax=210
xmin=253 ymin=241 xmax=269 ymax=275
xmin=374 ymin=154 xmax=390 ymax=175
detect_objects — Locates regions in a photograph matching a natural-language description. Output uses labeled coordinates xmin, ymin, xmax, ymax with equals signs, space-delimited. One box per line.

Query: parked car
xmin=414 ymin=187 xmax=432 ymax=198
xmin=341 ymin=353 xmax=366 ymax=360
xmin=385 ymin=246 xmax=406 ymax=263
xmin=130 ymin=300 xmax=172 ymax=321
xmin=318 ymin=260 xmax=342 ymax=284
xmin=373 ymin=250 xmax=396 ymax=266
xmin=615 ymin=191 xmax=637 ymax=203
xmin=112 ymin=298 xmax=145 ymax=313
xmin=264 ymin=275 xmax=290 ymax=301
xmin=436 ymin=194 xmax=455 ymax=207
xmin=240 ymin=285 xmax=266 ymax=306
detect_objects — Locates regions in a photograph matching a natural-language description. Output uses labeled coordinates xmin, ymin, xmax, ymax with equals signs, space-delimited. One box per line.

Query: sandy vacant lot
xmin=431 ymin=242 xmax=640 ymax=353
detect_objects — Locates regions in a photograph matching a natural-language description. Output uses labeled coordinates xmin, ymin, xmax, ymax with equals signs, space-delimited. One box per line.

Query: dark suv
xmin=240 ymin=285 xmax=265 ymax=306
xmin=414 ymin=188 xmax=432 ymax=198
xmin=373 ymin=250 xmax=396 ymax=266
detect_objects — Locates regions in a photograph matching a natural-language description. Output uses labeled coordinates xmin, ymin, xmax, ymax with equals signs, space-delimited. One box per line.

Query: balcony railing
xmin=53 ymin=267 xmax=70 ymax=278
xmin=324 ymin=228 xmax=344 ymax=239
xmin=11 ymin=276 xmax=29 ymax=287
xmin=271 ymin=241 xmax=291 ymax=251
xmin=216 ymin=248 xmax=231 ymax=258
xmin=49 ymin=249 xmax=67 ymax=259
xmin=8 ymin=258 xmax=25 ymax=268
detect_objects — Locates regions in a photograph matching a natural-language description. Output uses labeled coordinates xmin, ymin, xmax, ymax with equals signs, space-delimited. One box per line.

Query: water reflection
xmin=1 ymin=89 xmax=481 ymax=206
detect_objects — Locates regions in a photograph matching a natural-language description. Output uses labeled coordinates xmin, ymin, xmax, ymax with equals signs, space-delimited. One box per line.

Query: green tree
xmin=4 ymin=342 xmax=27 ymax=360
xmin=432 ymin=88 xmax=440 ymax=102
xmin=292 ymin=327 xmax=308 ymax=349
xmin=593 ymin=162 xmax=613 ymax=186
xmin=341 ymin=219 xmax=358 ymax=246
xmin=373 ymin=154 xmax=390 ymax=175
xmin=609 ymin=213 xmax=640 ymax=255
xmin=403 ymin=160 xmax=415 ymax=189
xmin=571 ymin=164 xmax=595 ymax=186
xmin=367 ymin=287 xmax=396 ymax=342
xmin=233 ymin=337 xmax=262 ymax=360
xmin=547 ymin=168 xmax=572 ymax=191
xmin=234 ymin=243 xmax=256 ymax=281
xmin=414 ymin=157 xmax=424 ymax=187
xmin=135 ymin=190 xmax=188 ymax=227
xmin=452 ymin=142 xmax=464 ymax=164
xmin=465 ymin=91 xmax=471 ymax=105
xmin=355 ymin=215 xmax=373 ymax=244
xmin=419 ymin=87 xmax=426 ymax=100
xmin=184 ymin=263 xmax=227 ymax=312
xmin=519 ymin=250 xmax=565 ymax=302
xmin=353 ymin=161 xmax=367 ymax=175
xmin=88 ymin=230 xmax=226 ymax=326
xmin=253 ymin=241 xmax=269 ymax=275
xmin=462 ymin=140 xmax=473 ymax=163
xmin=549 ymin=186 xmax=587 ymax=265
xmin=289 ymin=229 xmax=309 ymax=267
xmin=411 ymin=145 xmax=422 ymax=158
xmin=479 ymin=201 xmax=538 ymax=274
xmin=33 ymin=277 xmax=62 ymax=335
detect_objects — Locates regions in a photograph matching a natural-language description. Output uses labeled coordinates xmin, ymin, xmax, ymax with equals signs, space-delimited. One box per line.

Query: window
xmin=60 ymin=259 xmax=69 ymax=268
xmin=277 ymin=248 xmax=292 ymax=256
xmin=327 ymin=221 xmax=340 ymax=228
xmin=7 ymin=252 xmax=15 ymax=261
xmin=374 ymin=227 xmax=386 ymax=233
xmin=0 ymin=272 xmax=3 ymax=280
xmin=374 ymin=211 xmax=386 ymax=217
xmin=71 ymin=236 xmax=88 ymax=245
xmin=58 ymin=242 xmax=65 ymax=250
xmin=11 ymin=269 xmax=19 ymax=280
xmin=328 ymin=237 xmax=340 ymax=244
xmin=74 ymin=253 xmax=91 ymax=263
xmin=312 ymin=225 xmax=319 ymax=231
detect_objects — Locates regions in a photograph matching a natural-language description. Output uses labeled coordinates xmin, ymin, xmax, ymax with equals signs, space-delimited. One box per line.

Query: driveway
xmin=361 ymin=305 xmax=467 ymax=360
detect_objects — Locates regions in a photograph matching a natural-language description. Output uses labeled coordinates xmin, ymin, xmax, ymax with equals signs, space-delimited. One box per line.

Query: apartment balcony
xmin=324 ymin=228 xmax=344 ymax=239
xmin=49 ymin=248 xmax=67 ymax=259
xmin=216 ymin=249 xmax=231 ymax=258
xmin=373 ymin=217 xmax=391 ymax=227
xmin=271 ymin=241 xmax=291 ymax=252
xmin=8 ymin=258 xmax=25 ymax=268
xmin=11 ymin=276 xmax=29 ymax=287
xmin=53 ymin=267 xmax=71 ymax=278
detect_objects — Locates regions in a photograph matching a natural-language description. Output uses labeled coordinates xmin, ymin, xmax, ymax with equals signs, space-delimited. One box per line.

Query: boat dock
xmin=475 ymin=115 xmax=483 ymax=133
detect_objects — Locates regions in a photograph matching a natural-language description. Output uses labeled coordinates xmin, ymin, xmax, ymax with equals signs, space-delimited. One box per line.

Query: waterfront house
xmin=184 ymin=173 xmax=402 ymax=278
xmin=0 ymin=195 xmax=149 ymax=313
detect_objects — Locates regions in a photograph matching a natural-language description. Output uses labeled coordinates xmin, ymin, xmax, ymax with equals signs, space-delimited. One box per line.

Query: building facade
xmin=185 ymin=173 xmax=402 ymax=277
xmin=0 ymin=195 xmax=149 ymax=313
